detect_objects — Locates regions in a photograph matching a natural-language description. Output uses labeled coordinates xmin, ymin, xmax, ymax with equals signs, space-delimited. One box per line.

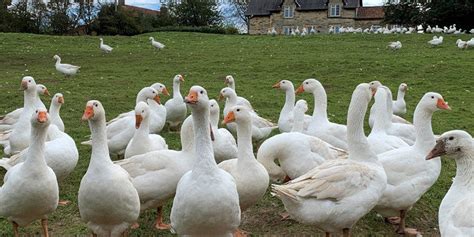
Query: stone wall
xmin=249 ymin=16 xmax=271 ymax=35
xmin=355 ymin=19 xmax=384 ymax=29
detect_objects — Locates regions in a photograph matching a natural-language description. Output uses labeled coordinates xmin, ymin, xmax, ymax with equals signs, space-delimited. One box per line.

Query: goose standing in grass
xmin=272 ymin=83 xmax=387 ymax=237
xmin=79 ymin=100 xmax=140 ymax=236
xmin=124 ymin=102 xmax=167 ymax=159
xmin=272 ymin=80 xmax=311 ymax=133
xmin=149 ymin=36 xmax=165 ymax=50
xmin=209 ymin=99 xmax=237 ymax=163
xmin=0 ymin=108 xmax=59 ymax=237
xmin=296 ymin=78 xmax=348 ymax=150
xmin=53 ymin=55 xmax=80 ymax=77
xmin=388 ymin=41 xmax=402 ymax=50
xmin=49 ymin=93 xmax=65 ymax=132
xmin=375 ymin=92 xmax=451 ymax=235
xmin=218 ymin=105 xmax=269 ymax=235
xmin=224 ymin=75 xmax=253 ymax=109
xmin=368 ymin=86 xmax=409 ymax=154
xmin=257 ymin=99 xmax=346 ymax=183
xmin=426 ymin=130 xmax=474 ymax=237
xmin=392 ymin=83 xmax=408 ymax=116
xmin=99 ymin=38 xmax=113 ymax=53
xmin=170 ymin=86 xmax=240 ymax=236
xmin=165 ymin=74 xmax=187 ymax=131
xmin=428 ymin=36 xmax=443 ymax=46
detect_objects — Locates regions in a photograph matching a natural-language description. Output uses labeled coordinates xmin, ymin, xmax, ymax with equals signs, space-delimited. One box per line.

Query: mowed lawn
xmin=0 ymin=32 xmax=473 ymax=236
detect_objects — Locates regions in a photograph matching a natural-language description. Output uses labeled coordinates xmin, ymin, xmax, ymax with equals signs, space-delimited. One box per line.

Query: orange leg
xmin=396 ymin=210 xmax=420 ymax=236
xmin=41 ymin=219 xmax=49 ymax=237
xmin=12 ymin=222 xmax=19 ymax=237
xmin=154 ymin=206 xmax=171 ymax=230
xmin=58 ymin=200 xmax=71 ymax=206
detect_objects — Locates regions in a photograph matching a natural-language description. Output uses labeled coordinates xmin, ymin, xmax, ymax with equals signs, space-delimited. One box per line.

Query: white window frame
xmin=283 ymin=6 xmax=294 ymax=18
xmin=330 ymin=4 xmax=341 ymax=17
xmin=283 ymin=26 xmax=291 ymax=35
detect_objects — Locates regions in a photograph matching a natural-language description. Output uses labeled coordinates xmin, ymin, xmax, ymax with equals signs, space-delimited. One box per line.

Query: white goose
xmin=124 ymin=102 xmax=167 ymax=159
xmin=53 ymin=55 xmax=80 ymax=77
xmin=392 ymin=83 xmax=408 ymax=116
xmin=5 ymin=77 xmax=41 ymax=155
xmin=220 ymin=87 xmax=276 ymax=141
xmin=115 ymin=114 xmax=195 ymax=230
xmin=384 ymin=87 xmax=416 ymax=145
xmin=79 ymin=100 xmax=140 ymax=236
xmin=170 ymin=86 xmax=240 ymax=236
xmin=296 ymin=79 xmax=348 ymax=150
xmin=209 ymin=99 xmax=237 ymax=163
xmin=368 ymin=86 xmax=409 ymax=154
xmin=0 ymin=108 xmax=59 ymax=237
xmin=272 ymin=83 xmax=387 ymax=237
xmin=272 ymin=80 xmax=311 ymax=133
xmin=257 ymin=100 xmax=347 ymax=183
xmin=388 ymin=41 xmax=402 ymax=50
xmin=426 ymin=130 xmax=474 ymax=237
xmin=375 ymin=92 xmax=451 ymax=235
xmin=224 ymin=75 xmax=253 ymax=110
xmin=428 ymin=36 xmax=443 ymax=46
xmin=149 ymin=36 xmax=165 ymax=50
xmin=99 ymin=38 xmax=113 ymax=53
xmin=49 ymin=93 xmax=65 ymax=132
xmin=165 ymin=74 xmax=187 ymax=131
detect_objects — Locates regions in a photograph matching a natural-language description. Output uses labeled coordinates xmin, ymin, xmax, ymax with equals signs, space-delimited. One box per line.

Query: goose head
xmin=418 ymin=92 xmax=451 ymax=113
xmin=295 ymin=78 xmax=321 ymax=94
xmin=426 ymin=130 xmax=473 ymax=160
xmin=272 ymin=79 xmax=293 ymax=91
xmin=53 ymin=93 xmax=64 ymax=105
xmin=36 ymin=84 xmax=50 ymax=96
xmin=224 ymin=75 xmax=235 ymax=86
xmin=138 ymin=87 xmax=161 ymax=104
xmin=209 ymin=99 xmax=220 ymax=116
xmin=149 ymin=37 xmax=154 ymax=41
xmin=218 ymin=87 xmax=236 ymax=101
xmin=32 ymin=108 xmax=50 ymax=127
xmin=20 ymin=76 xmax=37 ymax=91
xmin=151 ymin=82 xmax=170 ymax=96
xmin=223 ymin=105 xmax=251 ymax=125
xmin=369 ymin=80 xmax=382 ymax=96
xmin=99 ymin=38 xmax=103 ymax=43
xmin=82 ymin=100 xmax=104 ymax=121
xmin=134 ymin=101 xmax=149 ymax=129
xmin=399 ymin=83 xmax=408 ymax=92
xmin=53 ymin=55 xmax=60 ymax=61
xmin=184 ymin=85 xmax=209 ymax=111
xmin=173 ymin=74 xmax=185 ymax=84
xmin=294 ymin=99 xmax=308 ymax=113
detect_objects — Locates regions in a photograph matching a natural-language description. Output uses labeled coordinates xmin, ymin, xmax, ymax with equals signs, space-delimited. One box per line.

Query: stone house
xmin=245 ymin=0 xmax=385 ymax=34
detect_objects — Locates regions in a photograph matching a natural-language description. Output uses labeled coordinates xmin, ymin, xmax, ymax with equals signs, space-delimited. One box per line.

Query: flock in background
xmin=0 ymin=34 xmax=472 ymax=237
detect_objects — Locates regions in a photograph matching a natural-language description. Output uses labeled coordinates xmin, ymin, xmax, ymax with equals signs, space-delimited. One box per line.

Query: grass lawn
xmin=0 ymin=32 xmax=473 ymax=236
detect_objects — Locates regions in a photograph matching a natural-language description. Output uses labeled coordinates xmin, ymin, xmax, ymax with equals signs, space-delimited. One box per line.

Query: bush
xmin=91 ymin=4 xmax=142 ymax=36
xmin=152 ymin=25 xmax=238 ymax=34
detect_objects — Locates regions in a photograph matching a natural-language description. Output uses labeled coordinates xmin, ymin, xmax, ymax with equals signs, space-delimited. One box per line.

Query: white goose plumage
xmin=99 ymin=38 xmax=113 ymax=53
xmin=53 ymin=55 xmax=80 ymax=77
xmin=272 ymin=80 xmax=311 ymax=133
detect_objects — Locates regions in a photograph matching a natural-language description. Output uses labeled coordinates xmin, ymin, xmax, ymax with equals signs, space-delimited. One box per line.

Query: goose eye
xmin=457 ymin=148 xmax=462 ymax=151
xmin=28 ymin=80 xmax=31 ymax=82
xmin=236 ymin=108 xmax=240 ymax=112
xmin=35 ymin=110 xmax=38 ymax=113
xmin=449 ymin=136 xmax=454 ymax=140
xmin=282 ymin=81 xmax=285 ymax=83
xmin=142 ymin=110 xmax=145 ymax=113
xmin=152 ymin=91 xmax=155 ymax=94
xmin=305 ymin=82 xmax=309 ymax=85
xmin=431 ymin=96 xmax=435 ymax=99
xmin=94 ymin=103 xmax=98 ymax=107
xmin=200 ymin=91 xmax=204 ymax=94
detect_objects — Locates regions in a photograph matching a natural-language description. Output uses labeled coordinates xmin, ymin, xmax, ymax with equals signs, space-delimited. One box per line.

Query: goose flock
xmin=0 ymin=35 xmax=472 ymax=236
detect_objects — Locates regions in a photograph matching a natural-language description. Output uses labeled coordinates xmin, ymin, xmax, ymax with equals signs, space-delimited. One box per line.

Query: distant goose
xmin=388 ymin=41 xmax=402 ymax=50
xmin=428 ymin=36 xmax=443 ymax=46
xmin=99 ymin=38 xmax=113 ymax=53
xmin=53 ymin=55 xmax=80 ymax=77
xmin=149 ymin=37 xmax=165 ymax=50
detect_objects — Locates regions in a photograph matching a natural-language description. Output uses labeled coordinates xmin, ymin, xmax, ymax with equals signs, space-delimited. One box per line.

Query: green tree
xmin=171 ymin=0 xmax=222 ymax=27
xmin=383 ymin=2 xmax=425 ymax=26
xmin=425 ymin=0 xmax=474 ymax=31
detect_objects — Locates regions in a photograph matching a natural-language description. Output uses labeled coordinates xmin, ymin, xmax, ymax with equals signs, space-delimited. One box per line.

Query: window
xmin=283 ymin=26 xmax=291 ymax=35
xmin=283 ymin=6 xmax=294 ymax=18
xmin=330 ymin=4 xmax=341 ymax=17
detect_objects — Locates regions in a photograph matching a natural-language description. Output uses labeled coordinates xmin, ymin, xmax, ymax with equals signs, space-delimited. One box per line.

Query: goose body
xmin=149 ymin=37 xmax=165 ymax=50
xmin=272 ymin=80 xmax=311 ymax=133
xmin=124 ymin=102 xmax=167 ymax=159
xmin=165 ymin=75 xmax=187 ymax=130
xmin=224 ymin=75 xmax=253 ymax=110
xmin=426 ymin=130 xmax=474 ymax=237
xmin=53 ymin=55 xmax=80 ymax=77
xmin=428 ymin=36 xmax=443 ymax=46
xmin=392 ymin=83 xmax=408 ymax=116
xmin=99 ymin=38 xmax=113 ymax=53
xmin=49 ymin=93 xmax=65 ymax=132
xmin=297 ymin=79 xmax=348 ymax=150
xmin=272 ymin=83 xmax=387 ymax=236
xmin=79 ymin=100 xmax=140 ymax=236
xmin=209 ymin=99 xmax=237 ymax=163
xmin=0 ymin=109 xmax=59 ymax=235
xmin=388 ymin=41 xmax=402 ymax=50
xmin=170 ymin=86 xmax=240 ymax=236
xmin=375 ymin=92 xmax=451 ymax=234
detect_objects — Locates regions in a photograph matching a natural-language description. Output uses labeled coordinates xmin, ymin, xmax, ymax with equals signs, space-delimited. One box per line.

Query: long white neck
xmin=372 ymin=94 xmax=390 ymax=133
xmin=228 ymin=81 xmax=235 ymax=90
xmin=24 ymin=87 xmax=38 ymax=110
xmin=136 ymin=93 xmax=148 ymax=104
xmin=347 ymin=92 xmax=377 ymax=163
xmin=291 ymin=109 xmax=305 ymax=133
xmin=210 ymin=110 xmax=219 ymax=131
xmin=236 ymin=118 xmax=255 ymax=167
xmin=89 ymin=115 xmax=113 ymax=168
xmin=55 ymin=57 xmax=61 ymax=65
xmin=180 ymin=115 xmax=194 ymax=152
xmin=134 ymin=115 xmax=150 ymax=142
xmin=281 ymin=86 xmax=295 ymax=116
xmin=413 ymin=105 xmax=435 ymax=151
xmin=385 ymin=89 xmax=395 ymax=115
xmin=311 ymin=87 xmax=329 ymax=123
xmin=226 ymin=92 xmax=238 ymax=106
xmin=191 ymin=106 xmax=217 ymax=172
xmin=49 ymin=102 xmax=61 ymax=121
xmin=173 ymin=81 xmax=182 ymax=98
xmin=397 ymin=89 xmax=405 ymax=102
xmin=453 ymin=151 xmax=474 ymax=186
xmin=24 ymin=122 xmax=49 ymax=169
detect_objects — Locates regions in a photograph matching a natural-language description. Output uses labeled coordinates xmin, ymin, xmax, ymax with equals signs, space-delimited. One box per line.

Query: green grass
xmin=0 ymin=32 xmax=473 ymax=236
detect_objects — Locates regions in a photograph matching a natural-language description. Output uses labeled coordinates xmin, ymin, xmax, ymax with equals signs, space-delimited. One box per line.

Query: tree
xmin=171 ymin=0 xmax=222 ymax=27
xmin=383 ymin=2 xmax=425 ymax=26
xmin=230 ymin=0 xmax=249 ymax=32
xmin=425 ymin=0 xmax=474 ymax=31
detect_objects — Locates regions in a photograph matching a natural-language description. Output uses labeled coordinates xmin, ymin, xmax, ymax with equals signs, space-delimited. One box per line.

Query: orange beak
xmin=185 ymin=90 xmax=198 ymax=104
xmin=179 ymin=75 xmax=185 ymax=82
xmin=58 ymin=96 xmax=64 ymax=104
xmin=295 ymin=84 xmax=305 ymax=94
xmin=20 ymin=81 xmax=28 ymax=90
xmin=436 ymin=98 xmax=451 ymax=110
xmin=82 ymin=106 xmax=94 ymax=121
xmin=37 ymin=111 xmax=47 ymax=123
xmin=162 ymin=87 xmax=170 ymax=96
xmin=153 ymin=95 xmax=161 ymax=104
xmin=44 ymin=89 xmax=50 ymax=96
xmin=218 ymin=93 xmax=225 ymax=101
xmin=371 ymin=88 xmax=377 ymax=96
xmin=135 ymin=114 xmax=143 ymax=129
xmin=223 ymin=111 xmax=235 ymax=124
xmin=272 ymin=82 xmax=281 ymax=89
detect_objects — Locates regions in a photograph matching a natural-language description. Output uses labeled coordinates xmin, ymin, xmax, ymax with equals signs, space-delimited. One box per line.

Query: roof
xmin=246 ymin=0 xmax=362 ymax=16
xmin=356 ymin=7 xmax=384 ymax=19
xmin=121 ymin=5 xmax=160 ymax=15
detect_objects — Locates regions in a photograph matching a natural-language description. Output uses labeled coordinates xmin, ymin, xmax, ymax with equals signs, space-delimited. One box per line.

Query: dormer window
xmin=330 ymin=4 xmax=341 ymax=17
xmin=284 ymin=5 xmax=295 ymax=18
